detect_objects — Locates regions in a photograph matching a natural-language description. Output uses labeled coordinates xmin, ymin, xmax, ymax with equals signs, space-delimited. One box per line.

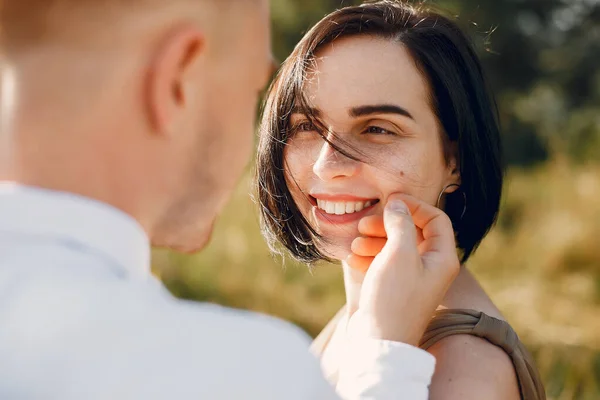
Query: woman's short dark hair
xmin=256 ymin=0 xmax=504 ymax=265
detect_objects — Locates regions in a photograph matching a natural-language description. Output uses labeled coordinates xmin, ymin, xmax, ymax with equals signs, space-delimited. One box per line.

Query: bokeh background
xmin=154 ymin=1 xmax=600 ymax=399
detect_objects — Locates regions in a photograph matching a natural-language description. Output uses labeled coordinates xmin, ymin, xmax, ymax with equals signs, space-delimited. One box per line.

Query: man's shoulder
xmin=0 ymin=281 xmax=328 ymax=399
xmin=164 ymin=297 xmax=313 ymax=349
xmin=123 ymin=299 xmax=327 ymax=398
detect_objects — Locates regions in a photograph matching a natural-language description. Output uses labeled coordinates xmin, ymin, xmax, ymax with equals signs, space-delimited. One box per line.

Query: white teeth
xmin=355 ymin=202 xmax=364 ymax=212
xmin=345 ymin=202 xmax=356 ymax=214
xmin=316 ymin=199 xmax=377 ymax=215
xmin=325 ymin=201 xmax=336 ymax=214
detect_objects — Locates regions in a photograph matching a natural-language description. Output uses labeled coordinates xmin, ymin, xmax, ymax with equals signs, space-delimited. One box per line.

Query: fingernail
xmin=388 ymin=200 xmax=409 ymax=214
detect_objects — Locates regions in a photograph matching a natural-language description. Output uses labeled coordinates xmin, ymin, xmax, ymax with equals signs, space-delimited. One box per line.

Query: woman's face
xmin=284 ymin=35 xmax=460 ymax=260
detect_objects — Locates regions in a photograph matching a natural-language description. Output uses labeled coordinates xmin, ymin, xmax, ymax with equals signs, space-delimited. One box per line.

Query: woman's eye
xmin=297 ymin=122 xmax=316 ymax=132
xmin=291 ymin=121 xmax=318 ymax=134
xmin=365 ymin=126 xmax=395 ymax=135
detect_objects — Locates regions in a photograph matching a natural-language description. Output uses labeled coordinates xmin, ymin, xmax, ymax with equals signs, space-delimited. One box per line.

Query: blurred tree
xmin=270 ymin=0 xmax=600 ymax=165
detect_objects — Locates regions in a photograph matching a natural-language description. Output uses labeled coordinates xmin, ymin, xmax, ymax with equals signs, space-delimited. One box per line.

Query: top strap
xmin=420 ymin=309 xmax=546 ymax=400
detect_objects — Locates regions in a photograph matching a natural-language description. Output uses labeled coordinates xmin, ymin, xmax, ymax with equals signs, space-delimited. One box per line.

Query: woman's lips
xmin=311 ymin=197 xmax=380 ymax=225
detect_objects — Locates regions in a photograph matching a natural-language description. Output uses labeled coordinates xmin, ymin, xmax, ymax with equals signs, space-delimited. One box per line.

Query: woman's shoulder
xmin=424 ymin=270 xmax=543 ymax=400
xmin=426 ymin=322 xmax=522 ymax=400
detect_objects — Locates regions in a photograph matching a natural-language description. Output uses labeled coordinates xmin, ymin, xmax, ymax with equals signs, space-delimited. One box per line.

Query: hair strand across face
xmin=256 ymin=0 xmax=504 ymax=265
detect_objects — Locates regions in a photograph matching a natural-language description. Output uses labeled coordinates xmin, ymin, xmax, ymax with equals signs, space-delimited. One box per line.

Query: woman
xmin=257 ymin=1 xmax=545 ymax=399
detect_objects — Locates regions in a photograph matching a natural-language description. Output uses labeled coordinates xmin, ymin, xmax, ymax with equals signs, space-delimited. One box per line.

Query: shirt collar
xmin=0 ymin=183 xmax=151 ymax=279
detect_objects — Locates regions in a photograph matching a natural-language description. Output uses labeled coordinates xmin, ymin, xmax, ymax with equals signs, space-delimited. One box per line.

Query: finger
xmin=358 ymin=215 xmax=386 ymax=238
xmin=416 ymin=227 xmax=424 ymax=245
xmin=381 ymin=196 xmax=418 ymax=250
xmin=393 ymin=194 xmax=459 ymax=280
xmin=346 ymin=253 xmax=374 ymax=274
xmin=351 ymin=236 xmax=387 ymax=257
xmin=394 ymin=193 xmax=456 ymax=256
xmin=359 ymin=214 xmax=425 ymax=245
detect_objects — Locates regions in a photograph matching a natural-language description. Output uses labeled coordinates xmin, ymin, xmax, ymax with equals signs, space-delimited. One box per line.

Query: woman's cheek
xmin=367 ymin=148 xmax=441 ymax=204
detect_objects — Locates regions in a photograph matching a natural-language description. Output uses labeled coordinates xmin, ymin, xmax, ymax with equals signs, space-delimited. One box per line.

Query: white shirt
xmin=0 ymin=184 xmax=435 ymax=400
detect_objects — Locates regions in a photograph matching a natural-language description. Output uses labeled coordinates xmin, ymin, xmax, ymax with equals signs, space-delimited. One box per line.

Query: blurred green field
xmin=154 ymin=160 xmax=600 ymax=400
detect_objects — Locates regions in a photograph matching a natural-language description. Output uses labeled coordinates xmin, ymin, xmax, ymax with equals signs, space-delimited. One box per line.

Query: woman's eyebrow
xmin=349 ymin=104 xmax=414 ymax=120
xmin=290 ymin=104 xmax=413 ymax=121
xmin=290 ymin=106 xmax=323 ymax=118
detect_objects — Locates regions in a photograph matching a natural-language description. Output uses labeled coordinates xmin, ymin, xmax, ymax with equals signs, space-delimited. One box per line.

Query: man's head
xmin=0 ymin=0 xmax=272 ymax=252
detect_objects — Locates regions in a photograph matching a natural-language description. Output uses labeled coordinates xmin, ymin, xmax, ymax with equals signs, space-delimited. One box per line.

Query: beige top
xmin=311 ymin=308 xmax=546 ymax=400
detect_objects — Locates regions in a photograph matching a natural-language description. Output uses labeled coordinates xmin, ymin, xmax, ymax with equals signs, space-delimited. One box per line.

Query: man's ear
xmin=144 ymin=26 xmax=205 ymax=137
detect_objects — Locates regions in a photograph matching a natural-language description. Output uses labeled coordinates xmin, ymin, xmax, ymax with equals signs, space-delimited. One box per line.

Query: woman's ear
xmin=445 ymin=142 xmax=461 ymax=190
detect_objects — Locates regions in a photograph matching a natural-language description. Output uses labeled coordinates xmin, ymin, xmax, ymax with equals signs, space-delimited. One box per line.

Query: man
xmin=0 ymin=0 xmax=459 ymax=399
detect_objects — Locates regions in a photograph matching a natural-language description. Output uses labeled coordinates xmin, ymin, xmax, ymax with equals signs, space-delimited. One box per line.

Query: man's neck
xmin=0 ymin=137 xmax=154 ymax=236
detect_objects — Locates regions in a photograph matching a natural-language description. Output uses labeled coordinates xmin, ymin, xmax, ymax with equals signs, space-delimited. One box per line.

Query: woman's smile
xmin=309 ymin=193 xmax=380 ymax=225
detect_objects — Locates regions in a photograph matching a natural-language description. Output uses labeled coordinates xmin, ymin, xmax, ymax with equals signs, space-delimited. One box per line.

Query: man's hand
xmin=346 ymin=193 xmax=460 ymax=346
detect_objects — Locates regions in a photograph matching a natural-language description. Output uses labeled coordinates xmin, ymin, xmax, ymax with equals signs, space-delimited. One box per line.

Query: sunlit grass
xmin=153 ymin=161 xmax=600 ymax=399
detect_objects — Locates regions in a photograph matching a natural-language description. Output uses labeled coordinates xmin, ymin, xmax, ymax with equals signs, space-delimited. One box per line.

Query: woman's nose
xmin=312 ymin=139 xmax=361 ymax=181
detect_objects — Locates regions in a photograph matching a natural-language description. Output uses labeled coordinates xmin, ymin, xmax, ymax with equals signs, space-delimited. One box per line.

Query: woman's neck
xmin=341 ymin=260 xmax=504 ymax=321
xmin=341 ymin=260 xmax=364 ymax=317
